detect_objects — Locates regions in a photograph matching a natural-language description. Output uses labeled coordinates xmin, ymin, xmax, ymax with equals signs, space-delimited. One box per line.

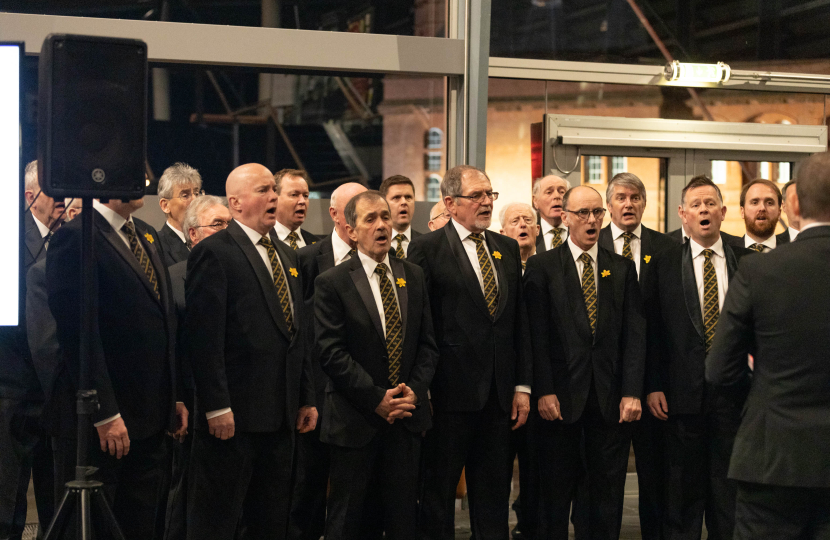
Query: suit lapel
xmin=561 ymin=245 xmax=593 ymax=343
xmin=681 ymin=242 xmax=705 ymax=341
xmin=444 ymin=222 xmax=491 ymax=318
xmin=317 ymin=235 xmax=335 ymax=273
xmin=536 ymin=232 xmax=547 ymax=254
xmin=724 ymin=242 xmax=740 ymax=282
xmin=639 ymin=227 xmax=653 ymax=286
xmin=270 ymin=231 xmax=302 ymax=337
xmin=95 ymin=211 xmax=160 ymax=304
xmin=595 ymin=247 xmax=613 ymax=344
xmin=389 ymin=257 xmax=408 ymax=343
xmin=598 ymin=225 xmax=614 ymax=253
xmin=135 ymin=221 xmax=168 ymax=307
xmin=349 ymin=256 xmax=385 ymax=343
xmin=484 ymin=233 xmax=509 ymax=321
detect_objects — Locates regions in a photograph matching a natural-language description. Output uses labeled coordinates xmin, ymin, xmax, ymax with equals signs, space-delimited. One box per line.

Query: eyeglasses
xmin=455 ymin=191 xmax=499 ymax=204
xmin=194 ymin=220 xmax=230 ymax=231
xmin=430 ymin=212 xmax=450 ymax=221
xmin=166 ymin=189 xmax=204 ymax=202
xmin=565 ymin=208 xmax=606 ymax=221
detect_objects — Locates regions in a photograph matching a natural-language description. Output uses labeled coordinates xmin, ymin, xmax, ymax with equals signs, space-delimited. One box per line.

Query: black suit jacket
xmin=598 ymin=224 xmax=677 ymax=296
xmin=300 ymin=228 xmax=320 ymax=247
xmin=707 ymin=226 xmax=830 ymax=487
xmin=314 ymin=255 xmax=438 ymax=448
xmin=25 ymin=259 xmax=60 ymax=407
xmin=168 ymin=261 xmax=193 ymax=393
xmin=668 ymin=227 xmax=741 ymax=246
xmin=646 ymin=237 xmax=752 ymax=415
xmin=47 ymin=211 xmax=177 ymax=440
xmin=158 ymin=222 xmax=190 ymax=267
xmin=184 ymin=220 xmax=313 ymax=433
xmin=525 ymin=244 xmax=646 ymax=424
xmin=723 ymin=230 xmax=792 ymax=250
xmin=24 ymin=211 xmax=50 ymax=270
xmin=407 ymin=222 xmax=532 ymax=414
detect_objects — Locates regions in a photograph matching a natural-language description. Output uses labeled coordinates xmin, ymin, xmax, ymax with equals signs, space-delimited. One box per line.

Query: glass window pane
xmin=779 ymin=162 xmax=791 ymax=183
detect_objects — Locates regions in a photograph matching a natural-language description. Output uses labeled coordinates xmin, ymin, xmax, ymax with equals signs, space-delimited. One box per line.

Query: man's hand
xmin=647 ymin=392 xmax=668 ymax=421
xmin=538 ymin=394 xmax=563 ymax=421
xmin=296 ymin=406 xmax=318 ymax=434
xmin=511 ymin=391 xmax=530 ymax=430
xmin=97 ymin=417 xmax=130 ymax=459
xmin=208 ymin=410 xmax=235 ymax=440
xmin=169 ymin=402 xmax=189 ymax=443
xmin=375 ymin=383 xmax=416 ymax=424
xmin=619 ymin=397 xmax=642 ymax=423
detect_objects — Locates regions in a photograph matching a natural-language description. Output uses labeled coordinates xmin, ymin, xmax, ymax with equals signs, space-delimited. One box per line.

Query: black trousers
xmin=287 ymin=424 xmax=330 ymax=540
xmin=734 ymin=481 xmax=830 ymax=540
xmin=632 ymin=410 xmax=665 ymax=540
xmin=419 ymin=390 xmax=512 ymax=540
xmin=662 ymin=391 xmax=741 ymax=540
xmin=187 ymin=427 xmax=294 ymax=540
xmin=509 ymin=409 xmax=539 ymax=539
xmin=0 ymin=397 xmax=54 ymax=540
xmin=326 ymin=423 xmax=420 ymax=540
xmin=163 ymin=390 xmax=193 ymax=540
xmin=52 ymin=430 xmax=171 ymax=540
xmin=536 ymin=388 xmax=631 ymax=540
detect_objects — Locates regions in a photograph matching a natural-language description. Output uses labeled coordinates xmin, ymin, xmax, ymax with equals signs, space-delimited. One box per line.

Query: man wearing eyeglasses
xmin=157 ymin=162 xmax=203 ymax=267
xmin=525 ymin=185 xmax=646 ymax=540
xmin=409 ymin=165 xmax=532 ymax=540
xmin=427 ymin=201 xmax=450 ymax=231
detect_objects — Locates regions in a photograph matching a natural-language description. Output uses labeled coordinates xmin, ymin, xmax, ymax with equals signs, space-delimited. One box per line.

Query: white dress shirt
xmin=567 ymin=237 xmax=599 ymax=285
xmin=451 ymin=220 xmax=500 ymax=292
xmin=166 ymin=220 xmax=187 ymax=243
xmin=541 ymin=219 xmax=568 ymax=250
xmin=743 ymin=233 xmax=776 ymax=252
xmin=274 ymin=220 xmax=307 ymax=248
xmin=788 ymin=227 xmax=800 ymax=241
xmin=610 ymin=222 xmax=642 ymax=275
xmin=800 ymin=222 xmax=830 ymax=233
xmin=32 ymin=212 xmax=51 ymax=239
xmin=392 ymin=226 xmax=413 ymax=257
xmin=357 ymin=251 xmax=400 ymax=336
xmin=689 ymin=236 xmax=728 ymax=317
xmin=331 ymin=230 xmax=354 ymax=266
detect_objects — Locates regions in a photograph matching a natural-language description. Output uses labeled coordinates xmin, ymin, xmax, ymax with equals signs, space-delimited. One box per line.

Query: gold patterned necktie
xmin=551 ymin=228 xmax=564 ymax=249
xmin=122 ymin=221 xmax=159 ymax=300
xmin=621 ymin=232 xmax=634 ymax=260
xmin=258 ymin=236 xmax=294 ymax=334
xmin=470 ymin=233 xmax=498 ymax=318
xmin=702 ymin=249 xmax=720 ymax=354
xmin=286 ymin=231 xmax=300 ymax=250
xmin=394 ymin=233 xmax=406 ymax=259
xmin=375 ymin=264 xmax=402 ymax=386
xmin=579 ymin=252 xmax=597 ymax=335
xmin=521 ymin=261 xmax=526 ymax=271
xmin=748 ymin=243 xmax=765 ymax=253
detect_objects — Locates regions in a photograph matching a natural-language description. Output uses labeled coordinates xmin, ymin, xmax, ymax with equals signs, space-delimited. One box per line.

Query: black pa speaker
xmin=38 ymin=34 xmax=147 ymax=199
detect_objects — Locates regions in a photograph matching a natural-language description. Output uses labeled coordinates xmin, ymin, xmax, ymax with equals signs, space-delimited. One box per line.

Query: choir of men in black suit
xmin=273 ymin=168 xmax=319 ymax=249
xmin=157 ymin=162 xmax=203 ymax=267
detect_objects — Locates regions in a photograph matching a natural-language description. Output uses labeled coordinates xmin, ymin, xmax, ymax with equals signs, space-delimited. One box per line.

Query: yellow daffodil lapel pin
xmin=644 ymin=255 xmax=652 ymax=264
xmin=601 ymin=269 xmax=611 ymax=278
xmin=289 ymin=268 xmax=298 ymax=278
xmin=493 ymin=251 xmax=502 ymax=260
xmin=396 ymin=278 xmax=406 ymax=288
xmin=144 ymin=233 xmax=154 ymax=243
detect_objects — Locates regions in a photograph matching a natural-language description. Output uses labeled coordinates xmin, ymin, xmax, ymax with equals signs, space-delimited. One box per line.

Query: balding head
xmin=795 ymin=152 xmax=830 ymax=223
xmin=428 ymin=201 xmax=450 ymax=231
xmin=330 ymin=182 xmax=367 ymax=242
xmin=562 ymin=186 xmax=604 ymax=251
xmin=226 ymin=163 xmax=278 ymax=236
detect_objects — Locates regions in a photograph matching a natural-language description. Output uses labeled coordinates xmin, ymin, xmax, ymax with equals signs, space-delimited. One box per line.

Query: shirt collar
xmin=235 ymin=219 xmax=269 ymax=246
xmin=744 ymin=233 xmax=776 ymax=250
xmin=566 ymin=236 xmax=599 ymax=264
xmin=31 ymin=212 xmax=52 ymax=239
xmin=166 ymin=220 xmax=186 ymax=243
xmin=93 ymin=200 xmax=130 ymax=233
xmin=541 ymin=218 xmax=567 ymax=235
xmin=800 ymin=222 xmax=830 ymax=233
xmin=788 ymin=226 xmax=800 ymax=240
xmin=610 ymin=221 xmax=641 ymax=240
xmin=273 ymin=219 xmax=298 ymax=241
xmin=452 ymin=219 xmax=484 ymax=241
xmin=393 ymin=225 xmax=412 ymax=241
xmin=689 ymin=235 xmax=725 ymax=259
xmin=357 ymin=249 xmax=392 ymax=280
xmin=331 ymin=230 xmax=353 ymax=264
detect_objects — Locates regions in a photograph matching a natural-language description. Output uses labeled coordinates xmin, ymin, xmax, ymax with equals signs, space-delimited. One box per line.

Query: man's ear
xmin=24 ymin=190 xmax=35 ymax=206
xmin=159 ymin=197 xmax=170 ymax=215
xmin=346 ymin=224 xmax=357 ymax=244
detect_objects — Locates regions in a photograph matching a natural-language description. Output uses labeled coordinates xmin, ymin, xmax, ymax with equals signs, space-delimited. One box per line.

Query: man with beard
xmin=410 ymin=165 xmax=532 ymax=540
xmin=646 ymin=175 xmax=752 ymax=540
xmin=380 ymin=175 xmax=421 ymax=259
xmin=533 ymin=175 xmax=570 ymax=253
xmin=428 ymin=202 xmax=450 ymax=231
xmin=726 ymin=179 xmax=788 ymax=252
xmin=780 ymin=180 xmax=800 ymax=242
xmin=273 ymin=169 xmax=319 ymax=249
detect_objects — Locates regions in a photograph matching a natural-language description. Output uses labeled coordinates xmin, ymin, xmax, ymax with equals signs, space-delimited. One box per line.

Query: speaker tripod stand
xmin=43 ymin=198 xmax=126 ymax=540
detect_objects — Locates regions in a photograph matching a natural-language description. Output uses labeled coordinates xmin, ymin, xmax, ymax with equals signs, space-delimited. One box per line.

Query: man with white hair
xmin=532 ymin=175 xmax=570 ymax=253
xmin=23 ymin=160 xmax=64 ymax=268
xmin=289 ymin=182 xmax=366 ymax=540
xmin=63 ymin=198 xmax=83 ymax=222
xmin=500 ymin=202 xmax=539 ymax=270
xmin=157 ymin=162 xmax=203 ymax=266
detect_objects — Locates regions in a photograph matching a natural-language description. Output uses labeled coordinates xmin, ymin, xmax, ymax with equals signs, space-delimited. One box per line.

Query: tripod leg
xmin=80 ymin=488 xmax=92 ymax=540
xmin=91 ymin=489 xmax=126 ymax=540
xmin=43 ymin=489 xmax=77 ymax=540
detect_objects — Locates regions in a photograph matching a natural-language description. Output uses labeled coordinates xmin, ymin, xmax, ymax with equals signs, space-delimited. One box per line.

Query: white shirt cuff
xmin=515 ymin=385 xmax=531 ymax=394
xmin=94 ymin=413 xmax=121 ymax=427
xmin=206 ymin=407 xmax=232 ymax=420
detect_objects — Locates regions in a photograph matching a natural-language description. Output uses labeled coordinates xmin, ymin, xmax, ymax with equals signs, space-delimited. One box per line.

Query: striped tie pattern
xmin=258 ymin=236 xmax=294 ymax=334
xmin=394 ymin=233 xmax=406 ymax=259
xmin=122 ymin=221 xmax=159 ymax=300
xmin=702 ymin=249 xmax=719 ymax=353
xmin=470 ymin=233 xmax=498 ymax=318
xmin=286 ymin=231 xmax=300 ymax=250
xmin=621 ymin=232 xmax=634 ymax=260
xmin=579 ymin=252 xmax=597 ymax=335
xmin=748 ymin=243 xmax=765 ymax=253
xmin=551 ymin=228 xmax=564 ymax=249
xmin=375 ymin=264 xmax=402 ymax=386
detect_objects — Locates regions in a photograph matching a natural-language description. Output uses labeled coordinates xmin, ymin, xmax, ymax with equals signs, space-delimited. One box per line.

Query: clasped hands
xmin=375 ymin=383 xmax=418 ymax=424
xmin=538 ymin=394 xmax=642 ymax=423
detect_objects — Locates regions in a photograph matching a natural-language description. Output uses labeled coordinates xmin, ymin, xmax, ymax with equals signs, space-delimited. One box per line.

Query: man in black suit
xmin=532 ymin=174 xmax=570 ymax=254
xmin=409 ymin=165 xmax=532 ymax=540
xmin=526 ymin=185 xmax=645 ymax=540
xmin=272 ymin=169 xmax=319 ymax=249
xmin=289 ymin=181 xmax=366 ymax=540
xmin=598 ymin=172 xmax=676 ymax=540
xmin=379 ymin=175 xmax=422 ymax=258
xmin=646 ymin=175 xmax=752 ymax=540
xmin=164 ymin=195 xmax=230 ymax=540
xmin=706 ymin=151 xmax=830 ymax=540
xmin=723 ymin=179 xmax=789 ymax=252
xmin=184 ymin=163 xmax=317 ymax=540
xmin=780 ymin=180 xmax=800 ymax=242
xmin=47 ymin=196 xmax=184 ymax=540
xmin=157 ymin=162 xmax=203 ymax=267
xmin=315 ymin=191 xmax=438 ymax=540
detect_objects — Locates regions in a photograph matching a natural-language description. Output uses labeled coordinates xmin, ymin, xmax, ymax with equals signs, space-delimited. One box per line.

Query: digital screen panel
xmin=0 ymin=44 xmax=21 ymax=326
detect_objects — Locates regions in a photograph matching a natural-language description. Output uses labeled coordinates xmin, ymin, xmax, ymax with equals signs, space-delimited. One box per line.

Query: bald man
xmin=184 ymin=164 xmax=317 ymax=540
xmin=288 ymin=182 xmax=367 ymax=540
xmin=428 ymin=201 xmax=450 ymax=231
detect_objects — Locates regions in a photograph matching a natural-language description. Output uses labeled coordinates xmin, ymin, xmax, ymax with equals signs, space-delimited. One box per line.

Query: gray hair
xmin=499 ymin=202 xmax=538 ymax=227
xmin=182 ymin=195 xmax=227 ymax=247
xmin=344 ymin=191 xmax=386 ymax=228
xmin=158 ymin=162 xmax=202 ymax=199
xmin=606 ymin=172 xmax=647 ymax=204
xmin=532 ymin=175 xmax=570 ymax=198
xmin=24 ymin=160 xmax=38 ymax=193
xmin=441 ymin=165 xmax=489 ymax=199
